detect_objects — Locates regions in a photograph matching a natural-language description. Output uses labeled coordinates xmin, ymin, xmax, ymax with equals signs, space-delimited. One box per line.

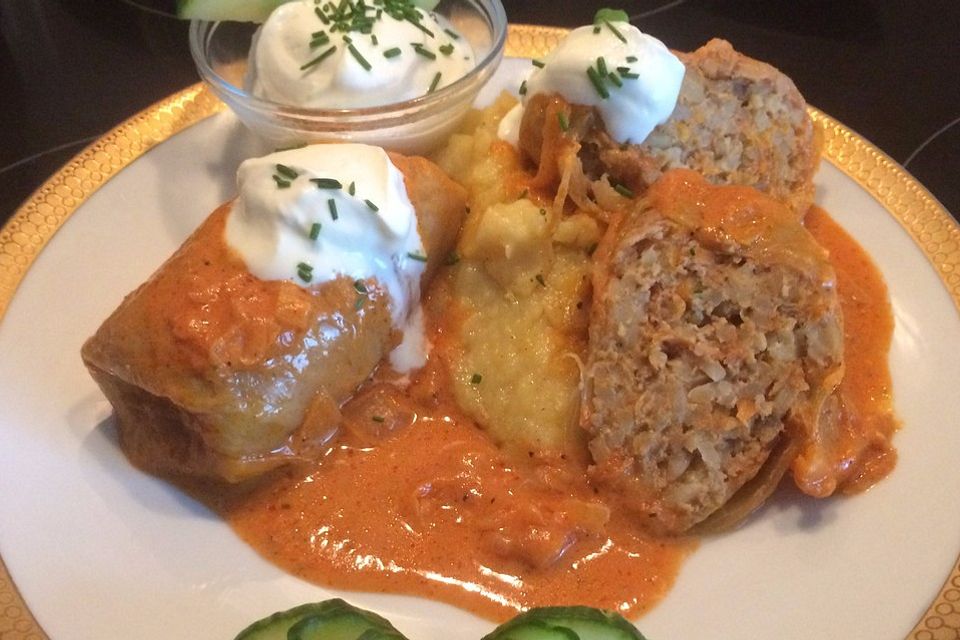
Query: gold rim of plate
xmin=1 ymin=23 xmax=958 ymax=640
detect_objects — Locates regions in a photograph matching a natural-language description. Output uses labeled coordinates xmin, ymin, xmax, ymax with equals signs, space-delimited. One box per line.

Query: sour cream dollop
xmin=498 ymin=20 xmax=685 ymax=146
xmin=247 ymin=0 xmax=475 ymax=108
xmin=225 ymin=144 xmax=426 ymax=353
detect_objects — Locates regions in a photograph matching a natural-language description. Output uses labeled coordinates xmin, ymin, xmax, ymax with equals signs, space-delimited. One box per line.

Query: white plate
xmin=1 ymin=57 xmax=959 ymax=640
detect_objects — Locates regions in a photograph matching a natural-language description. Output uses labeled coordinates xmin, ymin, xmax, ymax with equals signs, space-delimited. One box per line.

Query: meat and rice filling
xmin=584 ymin=169 xmax=844 ymax=534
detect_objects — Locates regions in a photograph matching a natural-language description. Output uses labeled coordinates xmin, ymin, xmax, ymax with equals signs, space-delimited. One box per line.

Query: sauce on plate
xmin=805 ymin=206 xmax=898 ymax=494
xmin=189 ymin=206 xmax=896 ymax=621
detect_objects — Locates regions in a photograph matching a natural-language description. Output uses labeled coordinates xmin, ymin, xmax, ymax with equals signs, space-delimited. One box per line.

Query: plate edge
xmin=1 ymin=23 xmax=958 ymax=640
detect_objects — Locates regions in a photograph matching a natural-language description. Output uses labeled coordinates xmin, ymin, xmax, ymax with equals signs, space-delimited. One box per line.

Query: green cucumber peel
xmin=482 ymin=606 xmax=648 ymax=640
xmin=176 ymin=0 xmax=290 ymax=22
xmin=233 ymin=599 xmax=407 ymax=640
xmin=178 ymin=0 xmax=441 ymax=23
xmin=593 ymin=8 xmax=630 ymax=24
xmin=289 ymin=611 xmax=380 ymax=640
xmin=356 ymin=630 xmax=408 ymax=640
xmin=497 ymin=619 xmax=580 ymax=640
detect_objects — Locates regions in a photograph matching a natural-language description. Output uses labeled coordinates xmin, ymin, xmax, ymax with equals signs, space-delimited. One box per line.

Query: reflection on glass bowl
xmin=189 ymin=0 xmax=507 ymax=154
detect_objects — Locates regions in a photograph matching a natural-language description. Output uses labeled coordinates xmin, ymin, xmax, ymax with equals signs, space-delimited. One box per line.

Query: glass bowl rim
xmin=187 ymin=0 xmax=508 ymax=120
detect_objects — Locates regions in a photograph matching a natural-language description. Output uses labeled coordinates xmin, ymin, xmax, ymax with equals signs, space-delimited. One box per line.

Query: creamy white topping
xmin=225 ymin=145 xmax=427 ymax=369
xmin=247 ymin=0 xmax=474 ymax=108
xmin=388 ymin=303 xmax=429 ymax=373
xmin=498 ymin=21 xmax=685 ymax=145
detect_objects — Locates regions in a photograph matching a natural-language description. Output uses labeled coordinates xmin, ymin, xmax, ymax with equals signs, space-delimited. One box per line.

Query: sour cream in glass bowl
xmin=189 ymin=0 xmax=506 ymax=153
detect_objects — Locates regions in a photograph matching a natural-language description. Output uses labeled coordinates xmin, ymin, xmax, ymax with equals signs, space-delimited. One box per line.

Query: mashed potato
xmin=431 ymin=94 xmax=601 ymax=456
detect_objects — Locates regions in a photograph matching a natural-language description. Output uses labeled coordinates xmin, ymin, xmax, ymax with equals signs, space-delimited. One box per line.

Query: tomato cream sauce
xmin=805 ymin=206 xmax=898 ymax=493
xmin=213 ymin=349 xmax=693 ymax=620
xmin=193 ymin=207 xmax=895 ymax=622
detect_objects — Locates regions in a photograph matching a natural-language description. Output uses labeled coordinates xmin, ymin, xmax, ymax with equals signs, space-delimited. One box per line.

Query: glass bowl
xmin=188 ymin=0 xmax=507 ymax=154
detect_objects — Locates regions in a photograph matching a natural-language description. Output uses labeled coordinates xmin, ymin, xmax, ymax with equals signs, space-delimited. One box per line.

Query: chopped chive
xmin=273 ymin=175 xmax=291 ymax=189
xmin=275 ymin=164 xmax=298 ymax=180
xmin=444 ymin=251 xmax=460 ymax=265
xmin=604 ymin=19 xmax=627 ymax=43
xmin=614 ymin=183 xmax=635 ymax=198
xmin=535 ymin=273 xmax=546 ymax=286
xmin=310 ymin=33 xmax=330 ymax=48
xmin=309 ymin=222 xmax=322 ymax=240
xmin=444 ymin=28 xmax=460 ymax=40
xmin=407 ymin=251 xmax=428 ymax=262
xmin=328 ymin=198 xmax=339 ymax=220
xmin=626 ymin=55 xmax=638 ymax=63
xmin=314 ymin=6 xmax=329 ymax=23
xmin=532 ymin=58 xmax=545 ymax=68
xmin=311 ymin=30 xmax=327 ymax=38
xmin=587 ymin=242 xmax=599 ymax=255
xmin=371 ymin=34 xmax=378 ymax=45
xmin=539 ymin=208 xmax=547 ymax=216
xmin=586 ymin=66 xmax=610 ymax=99
xmin=428 ymin=71 xmax=442 ymax=93
xmin=371 ymin=415 xmax=385 ymax=423
xmin=406 ymin=15 xmax=434 ymax=37
xmin=557 ymin=111 xmax=569 ymax=132
xmin=439 ymin=42 xmax=454 ymax=56
xmin=348 ymin=181 xmax=356 ymax=195
xmin=347 ymin=43 xmax=372 ymax=70
xmin=608 ymin=71 xmax=623 ymax=88
xmin=383 ymin=47 xmax=402 ymax=58
xmin=593 ymin=25 xmax=601 ymax=34
xmin=597 ymin=56 xmax=607 ymax=76
xmin=364 ymin=199 xmax=379 ymax=211
xmin=413 ymin=44 xmax=436 ymax=60
xmin=470 ymin=373 xmax=482 ymax=384
xmin=354 ymin=296 xmax=365 ymax=310
xmin=301 ymin=45 xmax=337 ymax=70
xmin=519 ymin=80 xmax=527 ymax=96
xmin=311 ymin=177 xmax=342 ymax=189
xmin=618 ymin=66 xmax=639 ymax=79
xmin=353 ymin=279 xmax=368 ymax=294
xmin=297 ymin=262 xmax=313 ymax=282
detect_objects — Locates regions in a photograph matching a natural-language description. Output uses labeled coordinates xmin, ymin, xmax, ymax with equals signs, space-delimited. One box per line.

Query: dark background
xmin=1 ymin=0 xmax=957 ymax=225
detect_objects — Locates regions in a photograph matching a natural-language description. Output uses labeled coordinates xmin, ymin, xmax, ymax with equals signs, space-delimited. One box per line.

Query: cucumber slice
xmin=179 ymin=0 xmax=440 ymax=22
xmin=356 ymin=630 xmax=407 ymax=640
xmin=498 ymin=619 xmax=580 ymax=640
xmin=233 ymin=599 xmax=407 ymax=640
xmin=288 ymin=610 xmax=405 ymax=640
xmin=176 ymin=0 xmax=291 ymax=22
xmin=482 ymin=606 xmax=649 ymax=640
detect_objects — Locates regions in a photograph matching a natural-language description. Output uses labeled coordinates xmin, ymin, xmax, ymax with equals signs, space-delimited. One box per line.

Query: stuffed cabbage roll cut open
xmin=584 ymin=169 xmax=844 ymax=534
xmin=82 ymin=144 xmax=466 ymax=483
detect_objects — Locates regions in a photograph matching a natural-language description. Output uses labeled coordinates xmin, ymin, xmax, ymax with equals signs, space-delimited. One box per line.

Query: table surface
xmin=1 ymin=0 xmax=958 ymax=227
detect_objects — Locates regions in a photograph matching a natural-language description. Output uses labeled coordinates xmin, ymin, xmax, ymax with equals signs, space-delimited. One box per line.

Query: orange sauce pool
xmin=805 ymin=206 xmax=898 ymax=493
xmin=214 ymin=364 xmax=693 ymax=620
xmin=196 ymin=207 xmax=896 ymax=622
